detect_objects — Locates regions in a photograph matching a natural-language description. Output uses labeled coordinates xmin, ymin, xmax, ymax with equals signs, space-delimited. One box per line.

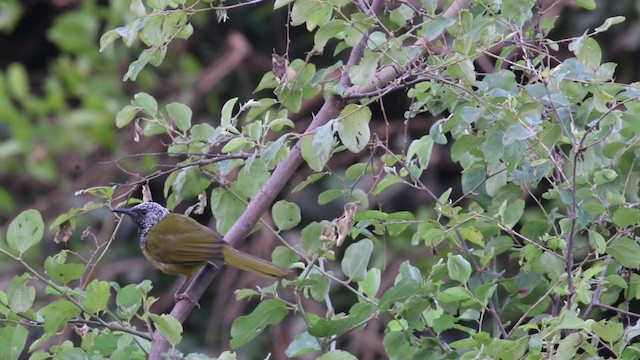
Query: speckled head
xmin=111 ymin=202 xmax=170 ymax=245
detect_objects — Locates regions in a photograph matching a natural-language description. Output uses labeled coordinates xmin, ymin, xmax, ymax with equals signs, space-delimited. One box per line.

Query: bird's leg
xmin=173 ymin=263 xmax=220 ymax=307
xmin=174 ymin=277 xmax=200 ymax=308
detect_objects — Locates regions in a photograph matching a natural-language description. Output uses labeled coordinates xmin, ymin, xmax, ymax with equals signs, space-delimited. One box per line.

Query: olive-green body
xmin=143 ymin=213 xmax=287 ymax=279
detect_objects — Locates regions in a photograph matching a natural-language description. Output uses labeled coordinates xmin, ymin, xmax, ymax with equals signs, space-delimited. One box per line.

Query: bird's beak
xmin=111 ymin=208 xmax=132 ymax=216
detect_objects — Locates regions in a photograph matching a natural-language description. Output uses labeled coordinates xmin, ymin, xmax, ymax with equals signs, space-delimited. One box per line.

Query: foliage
xmin=2 ymin=0 xmax=640 ymax=359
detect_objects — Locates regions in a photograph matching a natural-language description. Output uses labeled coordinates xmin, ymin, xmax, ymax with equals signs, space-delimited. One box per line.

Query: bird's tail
xmin=221 ymin=245 xmax=290 ymax=279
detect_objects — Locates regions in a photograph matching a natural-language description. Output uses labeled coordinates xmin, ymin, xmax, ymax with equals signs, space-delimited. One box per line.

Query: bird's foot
xmin=174 ymin=293 xmax=200 ymax=309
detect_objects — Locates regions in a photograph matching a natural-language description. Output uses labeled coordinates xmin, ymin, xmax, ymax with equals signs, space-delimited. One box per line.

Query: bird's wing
xmin=145 ymin=213 xmax=225 ymax=265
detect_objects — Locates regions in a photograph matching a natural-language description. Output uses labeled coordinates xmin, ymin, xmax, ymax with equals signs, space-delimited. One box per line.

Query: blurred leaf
xmin=7 ymin=63 xmax=28 ymax=100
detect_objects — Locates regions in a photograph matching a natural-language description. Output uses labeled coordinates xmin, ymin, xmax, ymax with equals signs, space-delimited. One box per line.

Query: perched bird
xmin=112 ymin=202 xmax=289 ymax=282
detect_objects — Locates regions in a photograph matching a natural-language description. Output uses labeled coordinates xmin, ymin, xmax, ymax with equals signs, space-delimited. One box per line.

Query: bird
xmin=111 ymin=202 xmax=289 ymax=290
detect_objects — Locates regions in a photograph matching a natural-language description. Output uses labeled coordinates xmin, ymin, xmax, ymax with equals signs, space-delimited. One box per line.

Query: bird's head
xmin=111 ymin=202 xmax=170 ymax=238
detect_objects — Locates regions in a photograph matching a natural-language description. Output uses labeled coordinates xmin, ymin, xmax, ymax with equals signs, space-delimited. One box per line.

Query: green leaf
xmin=7 ymin=209 xmax=44 ymax=255
xmin=573 ymin=0 xmax=595 ymax=10
xmin=166 ymin=102 xmax=192 ymax=132
xmin=569 ymin=36 xmax=601 ymax=70
xmin=230 ymin=299 xmax=289 ymax=349
xmin=172 ymin=167 xmax=212 ymax=204
xmin=308 ymin=303 xmax=372 ymax=337
xmin=590 ymin=319 xmax=624 ymax=343
xmin=608 ymin=237 xmax=640 ymax=269
xmin=0 ymin=325 xmax=28 ymax=360
xmin=292 ymin=173 xmax=326 ymax=193
xmin=99 ymin=29 xmax=120 ymax=52
xmin=82 ymin=280 xmax=110 ymax=314
xmin=317 ymin=350 xmax=357 ymax=360
xmin=41 ymin=299 xmax=81 ymax=335
xmin=503 ymin=199 xmax=525 ymax=228
xmin=221 ymin=97 xmax=239 ymax=129
xmin=274 ymin=0 xmax=296 ymax=9
xmin=588 ymin=230 xmax=606 ymax=256
xmin=447 ymin=254 xmax=471 ymax=284
xmin=345 ymin=163 xmax=372 ymax=180
xmin=307 ymin=272 xmax=331 ymax=301
xmin=421 ymin=16 xmax=455 ymax=41
xmin=318 ymin=189 xmax=343 ymax=205
xmin=379 ymin=279 xmax=419 ymax=311
xmin=436 ymin=286 xmax=470 ymax=302
xmin=210 ymin=188 xmax=246 ymax=235
xmin=348 ymin=52 xmax=378 ymax=86
xmin=285 ymin=331 xmax=321 ymax=357
xmin=272 ymin=200 xmax=301 ymax=231
xmin=595 ymin=16 xmax=625 ymax=32
xmin=407 ymin=136 xmax=434 ymax=170
xmin=116 ymin=284 xmax=142 ymax=320
xmin=504 ymin=124 xmax=534 ymax=144
xmin=341 ymin=239 xmax=374 ymax=282
xmin=314 ymin=20 xmax=348 ymax=52
xmin=150 ymin=313 xmax=183 ymax=347
xmin=556 ymin=333 xmax=581 ymax=359
xmin=271 ymin=246 xmax=300 ymax=267
xmin=338 ymin=105 xmax=371 ymax=153
xmin=235 ymin=158 xmax=269 ymax=199
xmin=613 ymin=208 xmax=640 ymax=228
xmin=190 ymin=123 xmax=216 ymax=141
xmin=7 ymin=63 xmax=28 ymax=100
xmin=143 ymin=121 xmax=166 ymax=136
xmin=221 ymin=137 xmax=251 ymax=153
xmin=44 ymin=251 xmax=85 ymax=284
xmin=358 ymin=268 xmax=381 ymax=298
xmin=448 ymin=59 xmax=475 ymax=85
xmin=133 ymin=92 xmax=158 ymax=116
xmin=300 ymin=121 xmax=336 ymax=172
xmin=312 ymin=120 xmax=337 ymax=162
xmin=301 ymin=222 xmax=324 ymax=255
xmin=7 ymin=274 xmax=35 ymax=313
